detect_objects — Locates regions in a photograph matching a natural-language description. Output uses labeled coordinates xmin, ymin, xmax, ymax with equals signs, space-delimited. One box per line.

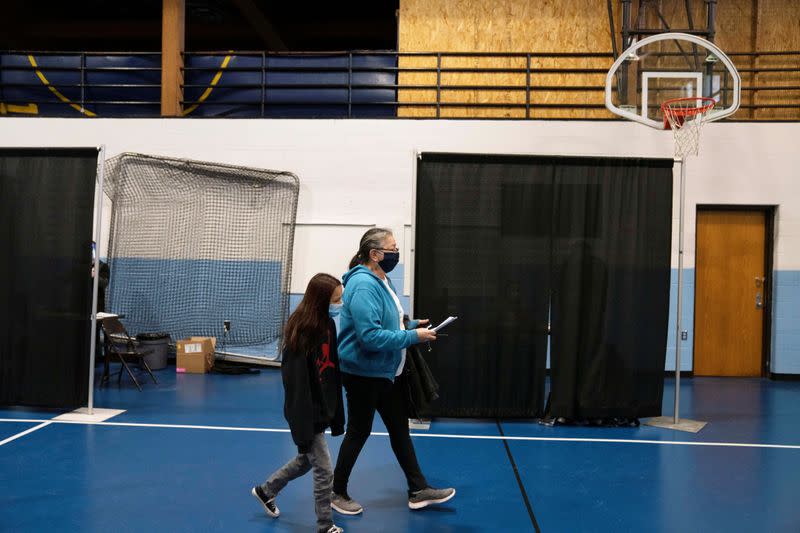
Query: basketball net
xmin=661 ymin=97 xmax=716 ymax=158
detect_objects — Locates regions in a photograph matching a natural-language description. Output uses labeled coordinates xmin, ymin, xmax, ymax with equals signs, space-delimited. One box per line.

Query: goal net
xmin=103 ymin=153 xmax=299 ymax=360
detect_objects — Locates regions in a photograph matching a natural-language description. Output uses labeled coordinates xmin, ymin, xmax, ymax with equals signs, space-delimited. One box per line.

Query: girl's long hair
xmin=283 ymin=273 xmax=341 ymax=356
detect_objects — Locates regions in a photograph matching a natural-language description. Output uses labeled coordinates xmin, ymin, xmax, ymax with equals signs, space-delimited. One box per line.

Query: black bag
xmin=403 ymin=343 xmax=440 ymax=419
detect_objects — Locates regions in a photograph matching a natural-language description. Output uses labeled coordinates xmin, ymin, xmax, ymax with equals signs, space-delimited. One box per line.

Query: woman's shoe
xmin=408 ymin=487 xmax=456 ymax=510
xmin=330 ymin=491 xmax=363 ymax=515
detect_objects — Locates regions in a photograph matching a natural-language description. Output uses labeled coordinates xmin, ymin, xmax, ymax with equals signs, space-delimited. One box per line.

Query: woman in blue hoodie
xmin=331 ymin=228 xmax=456 ymax=515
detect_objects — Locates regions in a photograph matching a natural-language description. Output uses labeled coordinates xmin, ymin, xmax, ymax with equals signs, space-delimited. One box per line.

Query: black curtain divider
xmin=0 ymin=148 xmax=99 ymax=408
xmin=549 ymin=157 xmax=673 ymax=419
xmin=415 ymin=154 xmax=552 ymax=418
xmin=415 ymin=153 xmax=673 ymax=419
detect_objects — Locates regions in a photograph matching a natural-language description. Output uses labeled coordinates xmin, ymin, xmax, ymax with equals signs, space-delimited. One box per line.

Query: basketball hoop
xmin=661 ymin=97 xmax=716 ymax=158
xmin=605 ymin=33 xmax=740 ymax=431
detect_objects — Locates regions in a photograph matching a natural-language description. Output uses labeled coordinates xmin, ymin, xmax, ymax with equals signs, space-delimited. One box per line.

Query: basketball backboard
xmin=605 ymin=33 xmax=741 ymax=129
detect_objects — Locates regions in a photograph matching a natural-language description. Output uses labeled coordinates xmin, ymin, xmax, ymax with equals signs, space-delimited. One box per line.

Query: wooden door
xmin=694 ymin=210 xmax=766 ymax=376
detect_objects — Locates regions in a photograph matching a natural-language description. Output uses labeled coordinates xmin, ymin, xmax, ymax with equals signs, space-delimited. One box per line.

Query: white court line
xmin=1 ymin=418 xmax=799 ymax=450
xmin=56 ymin=420 xmax=293 ymax=433
xmin=0 ymin=418 xmax=291 ymax=434
xmin=0 ymin=421 xmax=52 ymax=447
xmin=400 ymin=432 xmax=800 ymax=450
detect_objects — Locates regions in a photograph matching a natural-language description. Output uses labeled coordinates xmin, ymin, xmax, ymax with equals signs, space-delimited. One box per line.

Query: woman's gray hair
xmin=349 ymin=227 xmax=393 ymax=269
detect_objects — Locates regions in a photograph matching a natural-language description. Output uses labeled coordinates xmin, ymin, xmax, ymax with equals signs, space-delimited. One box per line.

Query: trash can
xmin=136 ymin=333 xmax=170 ymax=370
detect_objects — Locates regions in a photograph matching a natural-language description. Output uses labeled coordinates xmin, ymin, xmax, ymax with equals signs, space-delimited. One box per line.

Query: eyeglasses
xmin=376 ymin=248 xmax=399 ymax=253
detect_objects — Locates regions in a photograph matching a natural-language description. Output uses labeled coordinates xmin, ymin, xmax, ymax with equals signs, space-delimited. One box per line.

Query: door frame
xmin=693 ymin=205 xmax=776 ymax=377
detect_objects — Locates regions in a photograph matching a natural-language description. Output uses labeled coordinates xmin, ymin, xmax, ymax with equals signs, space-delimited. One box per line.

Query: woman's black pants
xmin=333 ymin=372 xmax=428 ymax=495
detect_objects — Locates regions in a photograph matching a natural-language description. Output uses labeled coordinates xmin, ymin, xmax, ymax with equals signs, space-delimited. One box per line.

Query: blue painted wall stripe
xmin=290 ymin=265 xmax=800 ymax=374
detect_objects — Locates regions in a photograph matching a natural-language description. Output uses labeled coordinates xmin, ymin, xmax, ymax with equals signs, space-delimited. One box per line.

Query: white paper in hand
xmin=430 ymin=316 xmax=458 ymax=332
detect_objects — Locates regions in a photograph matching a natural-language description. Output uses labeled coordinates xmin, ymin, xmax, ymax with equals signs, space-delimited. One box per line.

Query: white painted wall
xmin=2 ymin=118 xmax=798 ymax=370
xmin=6 ymin=119 xmax=798 ymax=275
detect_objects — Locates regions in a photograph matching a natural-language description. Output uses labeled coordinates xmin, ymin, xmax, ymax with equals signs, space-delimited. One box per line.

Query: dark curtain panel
xmin=415 ymin=154 xmax=551 ymax=417
xmin=415 ymin=153 xmax=673 ymax=419
xmin=549 ymin=157 xmax=673 ymax=419
xmin=0 ymin=148 xmax=98 ymax=408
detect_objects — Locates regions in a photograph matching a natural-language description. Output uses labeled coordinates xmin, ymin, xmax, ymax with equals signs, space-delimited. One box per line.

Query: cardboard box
xmin=176 ymin=337 xmax=216 ymax=374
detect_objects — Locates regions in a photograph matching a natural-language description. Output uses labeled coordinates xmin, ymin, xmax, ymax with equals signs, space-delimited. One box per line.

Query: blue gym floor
xmin=2 ymin=366 xmax=799 ymax=532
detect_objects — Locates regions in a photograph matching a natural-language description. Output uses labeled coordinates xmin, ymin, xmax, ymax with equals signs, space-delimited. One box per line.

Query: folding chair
xmin=100 ymin=317 xmax=158 ymax=391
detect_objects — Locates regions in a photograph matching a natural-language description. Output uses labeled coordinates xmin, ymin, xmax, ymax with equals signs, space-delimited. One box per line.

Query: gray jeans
xmin=261 ymin=432 xmax=333 ymax=532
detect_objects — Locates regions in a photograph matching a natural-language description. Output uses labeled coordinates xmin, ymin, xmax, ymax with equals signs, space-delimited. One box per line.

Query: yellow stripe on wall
xmin=0 ymin=102 xmax=39 ymax=115
xmin=28 ymin=55 xmax=97 ymax=117
xmin=182 ymin=55 xmax=233 ymax=116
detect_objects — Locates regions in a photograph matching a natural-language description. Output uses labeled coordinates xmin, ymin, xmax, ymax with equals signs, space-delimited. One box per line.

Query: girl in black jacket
xmin=252 ymin=273 xmax=345 ymax=533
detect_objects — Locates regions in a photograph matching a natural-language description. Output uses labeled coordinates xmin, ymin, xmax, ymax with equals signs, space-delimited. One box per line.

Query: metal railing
xmin=0 ymin=51 xmax=160 ymax=116
xmin=1 ymin=50 xmax=798 ymax=119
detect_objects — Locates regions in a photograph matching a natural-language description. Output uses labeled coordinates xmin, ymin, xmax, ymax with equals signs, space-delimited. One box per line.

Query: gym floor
xmin=2 ymin=367 xmax=799 ymax=532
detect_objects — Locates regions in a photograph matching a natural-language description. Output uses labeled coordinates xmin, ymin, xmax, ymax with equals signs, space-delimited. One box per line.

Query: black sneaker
xmin=408 ymin=487 xmax=456 ymax=510
xmin=251 ymin=486 xmax=280 ymax=518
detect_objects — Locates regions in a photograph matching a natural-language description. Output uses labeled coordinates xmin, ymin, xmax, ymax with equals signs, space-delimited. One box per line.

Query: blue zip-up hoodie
xmin=337 ymin=265 xmax=420 ymax=381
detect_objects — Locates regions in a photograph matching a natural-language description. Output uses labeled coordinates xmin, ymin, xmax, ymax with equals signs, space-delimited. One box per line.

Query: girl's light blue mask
xmin=329 ymin=303 xmax=343 ymax=318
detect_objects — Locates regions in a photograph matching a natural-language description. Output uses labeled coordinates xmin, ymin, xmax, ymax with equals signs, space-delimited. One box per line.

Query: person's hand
xmin=416 ymin=319 xmax=430 ymax=327
xmin=416 ymin=327 xmax=437 ymax=343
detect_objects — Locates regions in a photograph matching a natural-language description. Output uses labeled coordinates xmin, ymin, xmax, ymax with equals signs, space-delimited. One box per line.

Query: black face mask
xmin=378 ymin=251 xmax=399 ymax=273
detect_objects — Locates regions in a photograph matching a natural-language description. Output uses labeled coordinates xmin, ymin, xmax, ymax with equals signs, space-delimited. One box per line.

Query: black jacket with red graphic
xmin=281 ymin=318 xmax=345 ymax=452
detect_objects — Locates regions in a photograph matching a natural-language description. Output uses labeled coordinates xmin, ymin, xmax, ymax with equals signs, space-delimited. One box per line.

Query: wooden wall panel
xmin=753 ymin=0 xmax=800 ymax=119
xmin=399 ymin=0 xmax=614 ymax=53
xmin=397 ymin=0 xmax=473 ymax=117
xmin=715 ymin=0 xmax=757 ymax=119
xmin=397 ymin=0 xmax=799 ymax=120
xmin=643 ymin=0 xmax=799 ymax=120
xmin=398 ymin=0 xmax=617 ymax=118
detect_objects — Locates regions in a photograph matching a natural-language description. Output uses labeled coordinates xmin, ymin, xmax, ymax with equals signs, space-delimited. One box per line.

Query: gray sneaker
xmin=408 ymin=487 xmax=456 ymax=510
xmin=330 ymin=492 xmax=363 ymax=515
xmin=323 ymin=526 xmax=344 ymax=533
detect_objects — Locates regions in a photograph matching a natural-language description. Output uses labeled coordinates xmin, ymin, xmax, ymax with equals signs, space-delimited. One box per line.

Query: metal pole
xmin=674 ymin=157 xmax=686 ymax=425
xmin=608 ymin=0 xmax=619 ymax=60
xmin=704 ymin=0 xmax=718 ymax=97
xmin=87 ymin=145 xmax=107 ymax=415
xmin=706 ymin=0 xmax=718 ymax=43
xmin=347 ymin=52 xmax=352 ymax=118
xmin=409 ymin=149 xmax=420 ymax=318
xmin=80 ymin=53 xmax=86 ymax=114
xmin=621 ymin=0 xmax=632 ymax=50
xmin=435 ymin=53 xmax=441 ymax=119
xmin=260 ymin=51 xmax=265 ymax=118
xmin=525 ymin=54 xmax=531 ymax=119
xmin=620 ymin=0 xmax=632 ymax=106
